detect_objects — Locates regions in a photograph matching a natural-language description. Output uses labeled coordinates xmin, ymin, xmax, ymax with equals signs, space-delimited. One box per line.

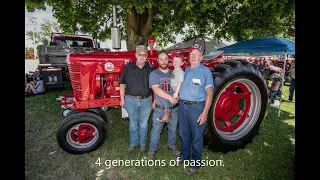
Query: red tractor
xmin=57 ymin=37 xmax=268 ymax=154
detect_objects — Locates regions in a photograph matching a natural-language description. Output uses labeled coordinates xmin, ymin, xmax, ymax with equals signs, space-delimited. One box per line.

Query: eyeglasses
xmin=137 ymin=53 xmax=147 ymax=57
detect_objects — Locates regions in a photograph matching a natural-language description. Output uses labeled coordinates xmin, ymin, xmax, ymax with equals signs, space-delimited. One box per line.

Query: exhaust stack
xmin=111 ymin=5 xmax=121 ymax=50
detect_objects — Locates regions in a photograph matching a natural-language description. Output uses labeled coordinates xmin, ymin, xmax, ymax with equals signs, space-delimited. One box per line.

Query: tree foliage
xmin=25 ymin=47 xmax=35 ymax=54
xmin=40 ymin=19 xmax=62 ymax=39
xmin=26 ymin=0 xmax=295 ymax=50
xmin=26 ymin=19 xmax=62 ymax=44
xmin=25 ymin=31 xmax=42 ymax=45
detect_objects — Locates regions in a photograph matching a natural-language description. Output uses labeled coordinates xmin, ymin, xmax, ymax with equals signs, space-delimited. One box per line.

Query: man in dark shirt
xmin=119 ymin=45 xmax=154 ymax=156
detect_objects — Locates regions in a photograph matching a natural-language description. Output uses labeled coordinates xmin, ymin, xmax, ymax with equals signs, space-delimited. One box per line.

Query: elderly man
xmin=178 ymin=47 xmax=214 ymax=176
xmin=147 ymin=50 xmax=181 ymax=160
xmin=119 ymin=45 xmax=154 ymax=156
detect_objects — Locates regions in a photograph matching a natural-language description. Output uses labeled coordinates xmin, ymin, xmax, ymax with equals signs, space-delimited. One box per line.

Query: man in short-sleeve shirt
xmin=178 ymin=47 xmax=214 ymax=176
xmin=119 ymin=45 xmax=154 ymax=156
xmin=147 ymin=50 xmax=181 ymax=160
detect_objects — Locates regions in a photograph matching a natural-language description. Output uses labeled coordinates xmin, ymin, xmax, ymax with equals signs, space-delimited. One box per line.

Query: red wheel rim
xmin=214 ymin=82 xmax=251 ymax=132
xmin=70 ymin=123 xmax=96 ymax=144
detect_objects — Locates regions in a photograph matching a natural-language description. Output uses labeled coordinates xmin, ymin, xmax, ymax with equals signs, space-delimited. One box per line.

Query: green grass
xmin=25 ymin=84 xmax=295 ymax=180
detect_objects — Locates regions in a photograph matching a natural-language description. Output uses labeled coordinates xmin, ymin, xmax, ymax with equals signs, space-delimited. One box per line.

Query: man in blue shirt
xmin=178 ymin=47 xmax=214 ymax=176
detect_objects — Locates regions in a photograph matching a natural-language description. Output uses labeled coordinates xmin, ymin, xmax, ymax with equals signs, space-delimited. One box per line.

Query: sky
xmin=25 ymin=5 xmax=56 ymax=47
xmin=25 ymin=5 xmax=234 ymax=49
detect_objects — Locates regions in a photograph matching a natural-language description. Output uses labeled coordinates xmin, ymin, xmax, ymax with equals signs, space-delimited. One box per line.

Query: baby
xmin=157 ymin=52 xmax=185 ymax=123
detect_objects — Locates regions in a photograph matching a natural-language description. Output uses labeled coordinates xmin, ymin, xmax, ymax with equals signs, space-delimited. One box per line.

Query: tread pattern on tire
xmin=65 ymin=108 xmax=108 ymax=126
xmin=203 ymin=59 xmax=268 ymax=153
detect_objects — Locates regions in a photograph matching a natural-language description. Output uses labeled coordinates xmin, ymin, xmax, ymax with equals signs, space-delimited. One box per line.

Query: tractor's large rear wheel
xmin=204 ymin=60 xmax=268 ymax=153
xmin=57 ymin=112 xmax=108 ymax=154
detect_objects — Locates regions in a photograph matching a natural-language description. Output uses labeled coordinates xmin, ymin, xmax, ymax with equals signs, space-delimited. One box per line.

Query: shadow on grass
xmin=25 ymin=87 xmax=295 ymax=180
xmin=266 ymin=105 xmax=295 ymax=121
xmin=243 ymin=103 xmax=295 ymax=180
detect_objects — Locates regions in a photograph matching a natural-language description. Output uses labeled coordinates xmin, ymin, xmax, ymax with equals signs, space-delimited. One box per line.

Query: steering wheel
xmin=192 ymin=36 xmax=206 ymax=55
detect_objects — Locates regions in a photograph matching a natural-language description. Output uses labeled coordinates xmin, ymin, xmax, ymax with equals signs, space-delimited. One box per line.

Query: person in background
xmin=25 ymin=75 xmax=45 ymax=95
xmin=268 ymin=73 xmax=282 ymax=107
xmin=287 ymin=58 xmax=295 ymax=102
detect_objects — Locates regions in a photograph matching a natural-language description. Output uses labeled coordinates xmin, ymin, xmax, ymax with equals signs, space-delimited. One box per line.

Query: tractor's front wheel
xmin=63 ymin=108 xmax=108 ymax=126
xmin=57 ymin=112 xmax=108 ymax=154
xmin=204 ymin=60 xmax=268 ymax=153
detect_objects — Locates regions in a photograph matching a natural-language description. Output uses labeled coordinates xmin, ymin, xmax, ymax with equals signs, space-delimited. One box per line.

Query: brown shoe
xmin=175 ymin=157 xmax=184 ymax=166
xmin=186 ymin=167 xmax=198 ymax=176
xmin=126 ymin=145 xmax=136 ymax=156
xmin=169 ymin=146 xmax=181 ymax=157
xmin=147 ymin=150 xmax=157 ymax=160
xmin=140 ymin=145 xmax=147 ymax=155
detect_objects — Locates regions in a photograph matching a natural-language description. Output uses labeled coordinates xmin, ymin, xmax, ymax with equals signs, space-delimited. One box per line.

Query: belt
xmin=181 ymin=100 xmax=203 ymax=104
xmin=155 ymin=104 xmax=179 ymax=110
xmin=127 ymin=95 xmax=149 ymax=99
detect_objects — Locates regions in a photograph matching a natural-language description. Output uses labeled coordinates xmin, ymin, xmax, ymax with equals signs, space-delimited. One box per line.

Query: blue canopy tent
xmin=217 ymin=36 xmax=295 ymax=55
xmin=217 ymin=36 xmax=295 ymax=117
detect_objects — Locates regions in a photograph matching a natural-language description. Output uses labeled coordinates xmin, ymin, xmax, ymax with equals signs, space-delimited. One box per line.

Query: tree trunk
xmin=125 ymin=7 xmax=154 ymax=51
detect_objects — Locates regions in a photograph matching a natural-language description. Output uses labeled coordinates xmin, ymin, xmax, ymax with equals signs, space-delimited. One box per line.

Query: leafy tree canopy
xmin=26 ymin=0 xmax=295 ymax=50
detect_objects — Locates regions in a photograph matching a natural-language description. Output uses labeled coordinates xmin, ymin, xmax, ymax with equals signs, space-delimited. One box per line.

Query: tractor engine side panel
xmin=67 ymin=54 xmax=132 ymax=109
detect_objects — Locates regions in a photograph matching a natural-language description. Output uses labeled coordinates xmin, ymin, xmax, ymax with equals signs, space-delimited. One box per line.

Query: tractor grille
xmin=68 ymin=64 xmax=83 ymax=99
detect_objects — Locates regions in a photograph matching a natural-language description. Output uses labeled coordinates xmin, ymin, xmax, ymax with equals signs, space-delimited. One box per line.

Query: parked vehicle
xmin=37 ymin=33 xmax=110 ymax=90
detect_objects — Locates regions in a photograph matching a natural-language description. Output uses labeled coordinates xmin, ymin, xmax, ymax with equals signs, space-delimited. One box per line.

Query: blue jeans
xmin=124 ymin=95 xmax=152 ymax=146
xmin=149 ymin=106 xmax=179 ymax=151
xmin=289 ymin=79 xmax=295 ymax=101
xmin=162 ymin=99 xmax=171 ymax=109
xmin=178 ymin=101 xmax=206 ymax=169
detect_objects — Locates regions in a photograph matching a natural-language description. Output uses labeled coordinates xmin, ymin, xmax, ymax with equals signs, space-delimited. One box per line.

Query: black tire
xmin=65 ymin=109 xmax=108 ymax=126
xmin=65 ymin=109 xmax=79 ymax=118
xmin=57 ymin=112 xmax=108 ymax=154
xmin=204 ymin=59 xmax=268 ymax=153
xmin=87 ymin=108 xmax=108 ymax=126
